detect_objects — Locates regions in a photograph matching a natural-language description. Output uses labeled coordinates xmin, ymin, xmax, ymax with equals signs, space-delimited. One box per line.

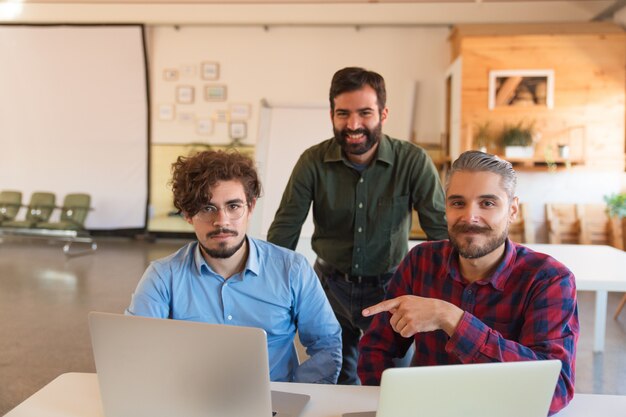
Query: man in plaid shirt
xmin=358 ymin=151 xmax=579 ymax=415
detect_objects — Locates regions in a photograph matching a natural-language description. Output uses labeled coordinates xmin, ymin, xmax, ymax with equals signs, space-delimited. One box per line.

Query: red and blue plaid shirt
xmin=358 ymin=239 xmax=579 ymax=415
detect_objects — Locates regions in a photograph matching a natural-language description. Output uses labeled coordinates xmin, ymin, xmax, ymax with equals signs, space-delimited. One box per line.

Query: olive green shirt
xmin=267 ymin=135 xmax=448 ymax=276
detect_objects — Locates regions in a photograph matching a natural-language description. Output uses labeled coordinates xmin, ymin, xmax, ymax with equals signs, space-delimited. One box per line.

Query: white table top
xmin=525 ymin=244 xmax=626 ymax=291
xmin=5 ymin=373 xmax=626 ymax=417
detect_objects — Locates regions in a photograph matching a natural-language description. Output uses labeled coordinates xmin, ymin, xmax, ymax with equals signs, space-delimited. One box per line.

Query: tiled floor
xmin=0 ymin=237 xmax=625 ymax=415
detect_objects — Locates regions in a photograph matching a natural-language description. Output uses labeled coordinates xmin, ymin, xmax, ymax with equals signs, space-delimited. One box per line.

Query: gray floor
xmin=1 ymin=237 xmax=625 ymax=415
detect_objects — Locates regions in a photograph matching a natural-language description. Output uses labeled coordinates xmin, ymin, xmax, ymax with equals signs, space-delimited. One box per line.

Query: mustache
xmin=206 ymin=227 xmax=238 ymax=238
xmin=451 ymin=223 xmax=492 ymax=234
xmin=343 ymin=128 xmax=368 ymax=136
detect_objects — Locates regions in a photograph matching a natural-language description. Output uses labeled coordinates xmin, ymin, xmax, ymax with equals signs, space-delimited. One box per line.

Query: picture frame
xmin=229 ymin=103 xmax=251 ymax=120
xmin=197 ymin=119 xmax=214 ymax=135
xmin=204 ymin=84 xmax=227 ymax=101
xmin=201 ymin=61 xmax=220 ymax=80
xmin=162 ymin=68 xmax=178 ymax=81
xmin=176 ymin=85 xmax=194 ymax=104
xmin=213 ymin=109 xmax=229 ymax=123
xmin=488 ymin=69 xmax=554 ymax=110
xmin=229 ymin=121 xmax=247 ymax=140
xmin=180 ymin=64 xmax=197 ymax=78
xmin=158 ymin=104 xmax=175 ymax=121
xmin=177 ymin=112 xmax=195 ymax=123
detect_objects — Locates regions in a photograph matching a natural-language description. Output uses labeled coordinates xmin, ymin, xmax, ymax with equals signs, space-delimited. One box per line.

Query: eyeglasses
xmin=195 ymin=202 xmax=248 ymax=222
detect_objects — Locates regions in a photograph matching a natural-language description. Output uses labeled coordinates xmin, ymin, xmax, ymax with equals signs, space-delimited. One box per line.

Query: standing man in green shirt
xmin=267 ymin=66 xmax=448 ymax=384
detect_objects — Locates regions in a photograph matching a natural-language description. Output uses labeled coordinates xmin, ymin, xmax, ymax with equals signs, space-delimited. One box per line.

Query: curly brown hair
xmin=170 ymin=150 xmax=262 ymax=217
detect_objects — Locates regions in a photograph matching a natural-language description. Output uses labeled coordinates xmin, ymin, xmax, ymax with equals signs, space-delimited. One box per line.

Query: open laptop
xmin=88 ymin=312 xmax=310 ymax=417
xmin=344 ymin=360 xmax=561 ymax=417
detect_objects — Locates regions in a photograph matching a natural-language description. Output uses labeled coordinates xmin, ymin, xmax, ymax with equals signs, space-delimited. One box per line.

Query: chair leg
xmin=615 ymin=294 xmax=626 ymax=320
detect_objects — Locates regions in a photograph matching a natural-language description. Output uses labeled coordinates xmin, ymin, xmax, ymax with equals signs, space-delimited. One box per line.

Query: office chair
xmin=2 ymin=192 xmax=56 ymax=228
xmin=36 ymin=193 xmax=91 ymax=231
xmin=0 ymin=190 xmax=22 ymax=224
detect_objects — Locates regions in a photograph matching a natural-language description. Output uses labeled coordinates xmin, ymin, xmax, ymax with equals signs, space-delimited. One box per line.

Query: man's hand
xmin=362 ymin=295 xmax=464 ymax=338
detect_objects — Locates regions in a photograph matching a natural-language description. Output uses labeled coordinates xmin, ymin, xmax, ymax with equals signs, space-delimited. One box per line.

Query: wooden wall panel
xmin=452 ymin=25 xmax=626 ymax=172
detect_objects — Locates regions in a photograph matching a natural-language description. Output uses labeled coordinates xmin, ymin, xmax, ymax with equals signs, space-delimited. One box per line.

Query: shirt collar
xmin=192 ymin=236 xmax=260 ymax=278
xmin=323 ymin=134 xmax=394 ymax=166
xmin=446 ymin=239 xmax=516 ymax=291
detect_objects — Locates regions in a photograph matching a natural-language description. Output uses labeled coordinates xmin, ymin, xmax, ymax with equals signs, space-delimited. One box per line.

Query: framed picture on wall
xmin=201 ymin=61 xmax=220 ymax=80
xmin=205 ymin=84 xmax=227 ymax=101
xmin=488 ymin=69 xmax=554 ymax=110
xmin=162 ymin=68 xmax=178 ymax=81
xmin=197 ymin=119 xmax=214 ymax=135
xmin=229 ymin=103 xmax=251 ymax=120
xmin=229 ymin=121 xmax=247 ymax=140
xmin=176 ymin=85 xmax=195 ymax=104
xmin=158 ymin=104 xmax=175 ymax=121
xmin=213 ymin=109 xmax=229 ymax=123
xmin=178 ymin=112 xmax=195 ymax=123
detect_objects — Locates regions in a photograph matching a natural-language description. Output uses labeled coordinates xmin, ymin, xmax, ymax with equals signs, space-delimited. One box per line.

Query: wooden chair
xmin=578 ymin=203 xmax=623 ymax=249
xmin=546 ymin=203 xmax=582 ymax=244
xmin=509 ymin=202 xmax=534 ymax=243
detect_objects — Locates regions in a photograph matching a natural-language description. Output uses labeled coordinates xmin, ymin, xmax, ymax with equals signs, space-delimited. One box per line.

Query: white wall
xmin=150 ymin=25 xmax=450 ymax=146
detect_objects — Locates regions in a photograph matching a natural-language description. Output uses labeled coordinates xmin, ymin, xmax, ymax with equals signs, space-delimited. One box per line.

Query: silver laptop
xmin=344 ymin=360 xmax=561 ymax=417
xmin=88 ymin=312 xmax=310 ymax=417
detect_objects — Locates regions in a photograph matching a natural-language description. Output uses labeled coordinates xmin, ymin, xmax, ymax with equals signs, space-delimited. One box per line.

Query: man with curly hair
xmin=126 ymin=150 xmax=342 ymax=384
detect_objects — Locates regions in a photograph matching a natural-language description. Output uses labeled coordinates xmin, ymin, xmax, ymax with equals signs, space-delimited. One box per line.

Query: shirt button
xmin=356 ymin=247 xmax=361 ymax=252
xmin=358 ymin=202 xmax=363 ymax=208
xmin=467 ymin=289 xmax=472 ymax=295
xmin=358 ymin=227 xmax=362 ymax=233
xmin=227 ymin=315 xmax=233 ymax=320
xmin=359 ymin=178 xmax=364 ymax=183
xmin=355 ymin=264 xmax=359 ymax=269
xmin=224 ymin=282 xmax=228 ymax=287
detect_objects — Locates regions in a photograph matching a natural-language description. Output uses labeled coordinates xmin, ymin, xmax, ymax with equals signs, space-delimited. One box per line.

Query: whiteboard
xmin=252 ymin=101 xmax=332 ymax=241
xmin=0 ymin=25 xmax=148 ymax=230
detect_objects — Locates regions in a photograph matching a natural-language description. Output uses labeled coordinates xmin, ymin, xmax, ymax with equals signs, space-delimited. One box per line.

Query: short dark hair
xmin=170 ymin=150 xmax=262 ymax=217
xmin=447 ymin=151 xmax=517 ymax=201
xmin=329 ymin=67 xmax=386 ymax=113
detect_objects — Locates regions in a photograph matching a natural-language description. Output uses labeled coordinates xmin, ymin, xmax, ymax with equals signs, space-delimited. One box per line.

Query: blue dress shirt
xmin=126 ymin=237 xmax=342 ymax=384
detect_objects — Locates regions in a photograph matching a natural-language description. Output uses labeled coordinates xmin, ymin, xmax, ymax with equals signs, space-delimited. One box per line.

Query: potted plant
xmin=500 ymin=120 xmax=536 ymax=159
xmin=473 ymin=121 xmax=491 ymax=153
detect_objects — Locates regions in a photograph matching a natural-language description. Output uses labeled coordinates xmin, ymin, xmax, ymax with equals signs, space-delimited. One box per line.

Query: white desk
xmin=407 ymin=241 xmax=626 ymax=353
xmin=526 ymin=244 xmax=626 ymax=352
xmin=4 ymin=373 xmax=625 ymax=417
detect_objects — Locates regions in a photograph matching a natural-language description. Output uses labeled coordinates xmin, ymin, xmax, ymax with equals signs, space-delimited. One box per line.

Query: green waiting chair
xmin=36 ymin=193 xmax=91 ymax=231
xmin=3 ymin=192 xmax=56 ymax=228
xmin=0 ymin=190 xmax=22 ymax=224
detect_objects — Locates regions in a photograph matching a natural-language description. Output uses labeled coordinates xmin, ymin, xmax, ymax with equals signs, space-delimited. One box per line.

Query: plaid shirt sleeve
xmin=357 ymin=250 xmax=424 ymax=385
xmin=446 ymin=268 xmax=578 ymax=415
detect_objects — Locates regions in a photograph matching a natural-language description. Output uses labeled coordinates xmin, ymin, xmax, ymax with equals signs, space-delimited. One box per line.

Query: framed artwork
xmin=176 ymin=85 xmax=194 ymax=104
xmin=205 ymin=84 xmax=227 ymax=101
xmin=213 ymin=109 xmax=229 ymax=123
xmin=229 ymin=121 xmax=247 ymax=140
xmin=162 ymin=68 xmax=178 ymax=81
xmin=177 ymin=112 xmax=195 ymax=123
xmin=201 ymin=61 xmax=220 ymax=80
xmin=197 ymin=119 xmax=214 ymax=135
xmin=158 ymin=104 xmax=175 ymax=121
xmin=488 ymin=69 xmax=554 ymax=110
xmin=180 ymin=64 xmax=197 ymax=78
xmin=229 ymin=103 xmax=251 ymax=120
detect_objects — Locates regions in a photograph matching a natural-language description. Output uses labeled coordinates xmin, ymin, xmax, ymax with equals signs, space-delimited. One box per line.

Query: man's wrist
xmin=438 ymin=301 xmax=464 ymax=337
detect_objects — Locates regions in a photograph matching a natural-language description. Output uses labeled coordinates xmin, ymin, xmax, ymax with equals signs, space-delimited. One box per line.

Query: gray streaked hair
xmin=446 ymin=151 xmax=517 ymax=201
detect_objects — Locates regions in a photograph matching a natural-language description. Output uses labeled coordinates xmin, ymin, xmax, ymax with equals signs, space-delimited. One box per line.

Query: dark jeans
xmin=314 ymin=259 xmax=393 ymax=385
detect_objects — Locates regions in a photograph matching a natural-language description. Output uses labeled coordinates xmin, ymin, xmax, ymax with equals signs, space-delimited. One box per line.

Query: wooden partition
xmin=449 ymin=23 xmax=626 ymax=172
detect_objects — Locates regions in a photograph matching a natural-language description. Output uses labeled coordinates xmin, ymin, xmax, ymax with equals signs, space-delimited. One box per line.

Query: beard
xmin=449 ymin=222 xmax=508 ymax=259
xmin=334 ymin=121 xmax=383 ymax=156
xmin=200 ymin=228 xmax=246 ymax=259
